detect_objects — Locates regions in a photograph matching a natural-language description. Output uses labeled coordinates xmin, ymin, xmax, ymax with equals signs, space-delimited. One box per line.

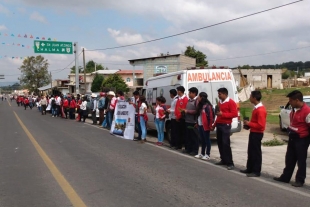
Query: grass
xmin=240 ymin=107 xmax=279 ymax=124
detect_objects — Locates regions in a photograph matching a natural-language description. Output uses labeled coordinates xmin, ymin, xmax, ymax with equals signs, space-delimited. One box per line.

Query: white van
xmin=142 ymin=67 xmax=241 ymax=142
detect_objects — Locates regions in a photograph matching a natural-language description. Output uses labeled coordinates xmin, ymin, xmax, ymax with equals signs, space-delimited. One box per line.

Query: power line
xmin=85 ymin=0 xmax=303 ymax=51
xmin=209 ymin=45 xmax=310 ymax=62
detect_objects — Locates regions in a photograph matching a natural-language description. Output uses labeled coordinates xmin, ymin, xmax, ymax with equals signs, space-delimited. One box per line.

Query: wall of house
xmin=118 ymin=73 xmax=143 ymax=87
xmin=233 ymin=69 xmax=282 ymax=89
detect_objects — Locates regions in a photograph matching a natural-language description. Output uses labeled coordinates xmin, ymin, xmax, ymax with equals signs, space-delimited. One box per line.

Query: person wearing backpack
xmin=98 ymin=92 xmax=106 ymax=125
xmin=180 ymin=87 xmax=199 ymax=156
xmin=195 ymin=92 xmax=214 ymax=160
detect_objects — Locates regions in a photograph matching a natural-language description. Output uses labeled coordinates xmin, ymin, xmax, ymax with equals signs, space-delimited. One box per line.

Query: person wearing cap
xmin=98 ymin=92 xmax=106 ymax=125
xmin=274 ymin=90 xmax=310 ymax=187
xmin=90 ymin=93 xmax=98 ymax=125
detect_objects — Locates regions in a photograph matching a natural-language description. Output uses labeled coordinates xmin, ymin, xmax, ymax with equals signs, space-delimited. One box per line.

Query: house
xmin=116 ymin=70 xmax=143 ymax=87
xmin=38 ymin=79 xmax=70 ymax=95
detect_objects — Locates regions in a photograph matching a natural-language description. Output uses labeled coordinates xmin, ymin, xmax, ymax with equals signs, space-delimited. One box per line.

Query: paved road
xmin=1 ymin=100 xmax=310 ymax=207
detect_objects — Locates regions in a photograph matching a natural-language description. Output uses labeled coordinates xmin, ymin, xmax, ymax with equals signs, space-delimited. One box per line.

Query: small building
xmin=233 ymin=69 xmax=282 ymax=89
xmin=128 ymin=54 xmax=196 ymax=85
xmin=67 ymin=73 xmax=94 ymax=94
xmin=116 ymin=70 xmax=143 ymax=87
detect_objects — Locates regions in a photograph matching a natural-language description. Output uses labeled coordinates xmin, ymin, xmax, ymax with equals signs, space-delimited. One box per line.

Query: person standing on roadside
xmin=98 ymin=92 xmax=106 ymax=125
xmin=175 ymin=86 xmax=188 ymax=150
xmin=69 ymin=95 xmax=76 ymax=120
xmin=56 ymin=95 xmax=61 ymax=117
xmin=195 ymin=92 xmax=214 ymax=160
xmin=130 ymin=91 xmax=142 ymax=141
xmin=90 ymin=93 xmax=98 ymax=125
xmin=79 ymin=96 xmax=88 ymax=122
xmin=155 ymin=96 xmax=166 ymax=146
xmin=167 ymin=89 xmax=178 ymax=149
xmin=28 ymin=96 xmax=33 ymax=110
xmin=240 ymin=91 xmax=267 ymax=177
xmin=212 ymin=88 xmax=238 ymax=170
xmin=63 ymin=96 xmax=69 ymax=119
xmin=138 ymin=96 xmax=148 ymax=143
xmin=274 ymin=90 xmax=310 ymax=187
xmin=106 ymin=91 xmax=116 ymax=129
xmin=180 ymin=87 xmax=199 ymax=156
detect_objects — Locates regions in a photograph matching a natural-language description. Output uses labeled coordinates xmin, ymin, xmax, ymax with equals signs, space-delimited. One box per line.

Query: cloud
xmin=0 ymin=24 xmax=7 ymax=30
xmin=0 ymin=4 xmax=10 ymax=15
xmin=30 ymin=11 xmax=48 ymax=23
xmin=107 ymin=28 xmax=144 ymax=45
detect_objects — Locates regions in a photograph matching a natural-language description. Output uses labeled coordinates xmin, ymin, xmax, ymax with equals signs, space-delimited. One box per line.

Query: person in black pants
xmin=241 ymin=91 xmax=267 ymax=177
xmin=212 ymin=88 xmax=238 ymax=170
xmin=274 ymin=90 xmax=310 ymax=187
xmin=167 ymin=89 xmax=178 ymax=149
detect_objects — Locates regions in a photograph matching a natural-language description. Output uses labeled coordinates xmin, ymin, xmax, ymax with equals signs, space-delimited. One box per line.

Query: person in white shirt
xmin=56 ymin=95 xmax=61 ymax=117
xmin=90 ymin=93 xmax=98 ymax=125
xmin=79 ymin=96 xmax=88 ymax=122
xmin=167 ymin=89 xmax=178 ymax=149
xmin=138 ymin=96 xmax=148 ymax=143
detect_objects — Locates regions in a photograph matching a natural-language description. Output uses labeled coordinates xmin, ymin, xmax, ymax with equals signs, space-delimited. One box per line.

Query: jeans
xmin=52 ymin=107 xmax=57 ymax=116
xmin=106 ymin=110 xmax=114 ymax=129
xmin=139 ymin=116 xmax=147 ymax=140
xmin=155 ymin=118 xmax=165 ymax=142
xmin=198 ymin=126 xmax=211 ymax=156
xmin=102 ymin=114 xmax=107 ymax=127
xmin=135 ymin=115 xmax=142 ymax=139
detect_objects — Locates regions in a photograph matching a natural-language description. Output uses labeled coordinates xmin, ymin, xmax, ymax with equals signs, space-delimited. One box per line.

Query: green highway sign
xmin=34 ymin=41 xmax=73 ymax=54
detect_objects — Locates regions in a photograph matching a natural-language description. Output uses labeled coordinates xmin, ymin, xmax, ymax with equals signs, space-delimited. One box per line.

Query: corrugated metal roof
xmin=38 ymin=84 xmax=52 ymax=91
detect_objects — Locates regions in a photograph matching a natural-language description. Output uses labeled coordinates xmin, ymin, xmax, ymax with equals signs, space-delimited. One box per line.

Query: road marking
xmin=13 ymin=111 xmax=87 ymax=207
xmin=146 ymin=142 xmax=310 ymax=198
xmin=7 ymin=99 xmax=11 ymax=107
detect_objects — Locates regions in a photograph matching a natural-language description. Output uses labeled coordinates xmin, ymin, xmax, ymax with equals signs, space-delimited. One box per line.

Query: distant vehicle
xmin=279 ymin=95 xmax=310 ymax=130
xmin=142 ymin=67 xmax=241 ymax=142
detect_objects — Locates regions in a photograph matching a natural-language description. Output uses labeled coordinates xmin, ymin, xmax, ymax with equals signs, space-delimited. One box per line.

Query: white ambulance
xmin=142 ymin=67 xmax=241 ymax=142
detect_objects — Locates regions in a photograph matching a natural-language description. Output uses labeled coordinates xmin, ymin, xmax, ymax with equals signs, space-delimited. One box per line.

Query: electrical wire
xmin=85 ymin=0 xmax=303 ymax=51
xmin=209 ymin=45 xmax=310 ymax=62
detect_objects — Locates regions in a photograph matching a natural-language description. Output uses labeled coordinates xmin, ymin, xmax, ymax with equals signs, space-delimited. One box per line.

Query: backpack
xmin=51 ymin=99 xmax=56 ymax=106
xmin=162 ymin=105 xmax=169 ymax=119
xmin=205 ymin=104 xmax=215 ymax=125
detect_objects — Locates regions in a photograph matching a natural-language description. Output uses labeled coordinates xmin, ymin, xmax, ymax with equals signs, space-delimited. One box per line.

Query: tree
xmin=18 ymin=55 xmax=50 ymax=93
xmin=70 ymin=60 xmax=107 ymax=73
xmin=91 ymin=73 xmax=104 ymax=92
xmin=70 ymin=66 xmax=83 ymax=73
xmin=102 ymin=74 xmax=129 ymax=93
xmin=184 ymin=46 xmax=208 ymax=67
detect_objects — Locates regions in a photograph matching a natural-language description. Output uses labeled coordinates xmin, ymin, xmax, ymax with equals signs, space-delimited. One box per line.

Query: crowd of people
xmin=8 ymin=87 xmax=310 ymax=187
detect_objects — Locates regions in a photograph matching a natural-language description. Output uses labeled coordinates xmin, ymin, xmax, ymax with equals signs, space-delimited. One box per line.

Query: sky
xmin=0 ymin=0 xmax=309 ymax=84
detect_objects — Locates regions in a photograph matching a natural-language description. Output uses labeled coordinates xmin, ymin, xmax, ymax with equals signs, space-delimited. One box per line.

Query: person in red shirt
xmin=274 ymin=90 xmax=310 ymax=187
xmin=241 ymin=91 xmax=267 ymax=177
xmin=23 ymin=97 xmax=29 ymax=110
xmin=212 ymin=87 xmax=238 ymax=170
xmin=63 ymin=96 xmax=69 ymax=119
xmin=69 ymin=95 xmax=76 ymax=120
xmin=175 ymin=86 xmax=188 ymax=150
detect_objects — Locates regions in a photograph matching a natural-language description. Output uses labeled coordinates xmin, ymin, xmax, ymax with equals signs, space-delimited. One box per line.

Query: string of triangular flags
xmin=0 ymin=55 xmax=26 ymax=60
xmin=1 ymin=42 xmax=33 ymax=49
xmin=0 ymin=32 xmax=57 ymax=41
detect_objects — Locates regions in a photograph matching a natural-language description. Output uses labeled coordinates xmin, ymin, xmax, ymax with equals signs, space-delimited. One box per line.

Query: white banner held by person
xmin=110 ymin=100 xmax=135 ymax=140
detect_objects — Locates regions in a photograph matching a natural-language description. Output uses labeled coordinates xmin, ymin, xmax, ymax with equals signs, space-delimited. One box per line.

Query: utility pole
xmin=74 ymin=42 xmax=79 ymax=95
xmin=83 ymin=48 xmax=86 ymax=94
xmin=50 ymin=71 xmax=52 ymax=95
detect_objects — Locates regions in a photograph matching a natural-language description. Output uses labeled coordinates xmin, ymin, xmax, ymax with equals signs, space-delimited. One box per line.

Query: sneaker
xmin=194 ymin=154 xmax=203 ymax=159
xmin=202 ymin=155 xmax=210 ymax=160
xmin=52 ymin=116 xmax=54 ymax=117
